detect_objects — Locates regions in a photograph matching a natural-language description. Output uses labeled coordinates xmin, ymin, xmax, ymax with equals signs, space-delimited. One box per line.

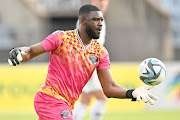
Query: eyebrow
xmin=92 ymin=17 xmax=103 ymax=21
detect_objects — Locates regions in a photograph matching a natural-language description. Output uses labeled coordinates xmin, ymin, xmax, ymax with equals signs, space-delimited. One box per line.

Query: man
xmin=8 ymin=4 xmax=157 ymax=120
xmin=73 ymin=0 xmax=109 ymax=120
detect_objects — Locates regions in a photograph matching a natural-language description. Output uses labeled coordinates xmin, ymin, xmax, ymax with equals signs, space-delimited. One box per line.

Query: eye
xmin=92 ymin=18 xmax=99 ymax=21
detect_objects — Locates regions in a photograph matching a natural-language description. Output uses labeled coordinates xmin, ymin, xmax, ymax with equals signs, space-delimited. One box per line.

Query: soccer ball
xmin=138 ymin=58 xmax=166 ymax=86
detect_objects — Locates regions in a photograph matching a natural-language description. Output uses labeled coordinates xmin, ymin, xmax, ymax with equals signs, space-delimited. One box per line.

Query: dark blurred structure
xmin=155 ymin=0 xmax=180 ymax=60
xmin=104 ymin=0 xmax=174 ymax=61
xmin=0 ymin=0 xmax=79 ymax=63
xmin=0 ymin=0 xmax=174 ymax=63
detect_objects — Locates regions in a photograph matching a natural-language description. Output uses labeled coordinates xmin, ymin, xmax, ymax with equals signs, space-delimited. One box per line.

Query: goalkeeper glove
xmin=126 ymin=85 xmax=158 ymax=105
xmin=8 ymin=48 xmax=27 ymax=66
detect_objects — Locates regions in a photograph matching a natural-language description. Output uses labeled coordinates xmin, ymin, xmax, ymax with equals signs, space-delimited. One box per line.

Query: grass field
xmin=0 ymin=110 xmax=179 ymax=120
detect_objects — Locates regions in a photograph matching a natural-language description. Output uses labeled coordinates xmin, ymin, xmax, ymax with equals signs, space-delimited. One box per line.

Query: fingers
xmin=136 ymin=95 xmax=156 ymax=105
xmin=14 ymin=50 xmax=20 ymax=64
xmin=17 ymin=50 xmax=27 ymax=61
xmin=148 ymin=92 xmax=158 ymax=100
xmin=17 ymin=53 xmax=23 ymax=61
xmin=8 ymin=58 xmax=14 ymax=66
xmin=9 ymin=50 xmax=20 ymax=66
xmin=145 ymin=95 xmax=154 ymax=105
xmin=20 ymin=50 xmax=27 ymax=55
xmin=144 ymin=86 xmax=158 ymax=104
xmin=136 ymin=96 xmax=141 ymax=101
xmin=8 ymin=54 xmax=17 ymax=66
xmin=132 ymin=86 xmax=158 ymax=105
xmin=141 ymin=95 xmax=148 ymax=103
xmin=142 ymin=91 xmax=158 ymax=105
xmin=8 ymin=49 xmax=27 ymax=66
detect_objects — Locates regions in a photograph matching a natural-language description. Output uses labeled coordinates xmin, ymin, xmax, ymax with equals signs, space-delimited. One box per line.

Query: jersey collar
xmin=75 ymin=29 xmax=92 ymax=51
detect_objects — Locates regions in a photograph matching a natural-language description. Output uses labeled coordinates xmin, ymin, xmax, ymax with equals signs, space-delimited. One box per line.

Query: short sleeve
xmin=41 ymin=30 xmax=63 ymax=52
xmin=97 ymin=47 xmax=110 ymax=70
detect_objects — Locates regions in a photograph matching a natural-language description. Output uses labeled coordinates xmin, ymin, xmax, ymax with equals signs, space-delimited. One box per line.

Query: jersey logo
xmin=89 ymin=55 xmax=98 ymax=65
xmin=71 ymin=50 xmax=78 ymax=55
xmin=60 ymin=110 xmax=71 ymax=119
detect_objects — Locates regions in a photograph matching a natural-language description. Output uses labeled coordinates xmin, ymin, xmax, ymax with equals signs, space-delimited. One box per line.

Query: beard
xmin=86 ymin=25 xmax=99 ymax=39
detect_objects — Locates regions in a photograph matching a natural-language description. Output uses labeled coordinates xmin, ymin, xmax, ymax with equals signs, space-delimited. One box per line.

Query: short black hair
xmin=78 ymin=4 xmax=100 ymax=17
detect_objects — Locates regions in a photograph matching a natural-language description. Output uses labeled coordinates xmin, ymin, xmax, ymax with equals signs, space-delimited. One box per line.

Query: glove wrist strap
xmin=126 ymin=89 xmax=134 ymax=98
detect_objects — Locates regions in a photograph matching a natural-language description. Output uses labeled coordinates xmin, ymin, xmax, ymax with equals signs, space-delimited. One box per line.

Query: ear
xmin=79 ymin=16 xmax=86 ymax=26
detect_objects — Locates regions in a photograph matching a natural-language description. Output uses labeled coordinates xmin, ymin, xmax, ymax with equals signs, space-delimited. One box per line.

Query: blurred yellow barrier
xmin=105 ymin=63 xmax=144 ymax=112
xmin=0 ymin=64 xmax=48 ymax=113
xmin=0 ymin=63 xmax=144 ymax=113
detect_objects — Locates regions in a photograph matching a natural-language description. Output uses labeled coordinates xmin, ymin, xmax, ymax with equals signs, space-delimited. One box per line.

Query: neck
xmin=78 ymin=29 xmax=92 ymax=46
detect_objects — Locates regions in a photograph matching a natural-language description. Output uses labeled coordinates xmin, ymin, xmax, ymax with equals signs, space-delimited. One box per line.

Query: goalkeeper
xmin=73 ymin=0 xmax=109 ymax=120
xmin=8 ymin=4 xmax=157 ymax=120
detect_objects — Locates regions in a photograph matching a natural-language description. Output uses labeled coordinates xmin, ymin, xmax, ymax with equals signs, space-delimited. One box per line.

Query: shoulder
xmin=52 ymin=30 xmax=63 ymax=35
xmin=93 ymin=40 xmax=104 ymax=49
xmin=100 ymin=46 xmax=109 ymax=56
xmin=56 ymin=29 xmax=76 ymax=39
xmin=65 ymin=29 xmax=76 ymax=36
xmin=50 ymin=30 xmax=76 ymax=40
xmin=52 ymin=30 xmax=73 ymax=36
xmin=92 ymin=40 xmax=109 ymax=55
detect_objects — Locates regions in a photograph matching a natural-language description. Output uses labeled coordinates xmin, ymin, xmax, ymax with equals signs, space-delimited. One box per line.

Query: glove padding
xmin=132 ymin=85 xmax=158 ymax=105
xmin=8 ymin=48 xmax=27 ymax=66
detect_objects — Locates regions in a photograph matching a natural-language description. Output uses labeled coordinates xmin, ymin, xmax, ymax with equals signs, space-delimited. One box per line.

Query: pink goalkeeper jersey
xmin=38 ymin=29 xmax=110 ymax=110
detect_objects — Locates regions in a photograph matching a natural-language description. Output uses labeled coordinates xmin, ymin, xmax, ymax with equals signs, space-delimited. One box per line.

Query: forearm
xmin=17 ymin=43 xmax=46 ymax=62
xmin=98 ymin=69 xmax=158 ymax=105
xmin=103 ymin=82 xmax=128 ymax=99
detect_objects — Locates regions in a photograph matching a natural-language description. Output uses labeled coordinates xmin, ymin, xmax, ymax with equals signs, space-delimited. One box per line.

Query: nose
xmin=98 ymin=21 xmax=103 ymax=27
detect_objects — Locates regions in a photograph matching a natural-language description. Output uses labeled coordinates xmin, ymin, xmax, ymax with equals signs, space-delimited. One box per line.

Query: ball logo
xmin=60 ymin=110 xmax=71 ymax=119
xmin=89 ymin=55 xmax=98 ymax=65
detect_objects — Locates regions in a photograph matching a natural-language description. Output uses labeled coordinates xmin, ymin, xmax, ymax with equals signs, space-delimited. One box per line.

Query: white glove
xmin=8 ymin=48 xmax=27 ymax=66
xmin=132 ymin=85 xmax=158 ymax=105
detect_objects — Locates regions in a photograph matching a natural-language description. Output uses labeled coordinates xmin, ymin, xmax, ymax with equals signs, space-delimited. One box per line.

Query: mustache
xmin=96 ymin=27 xmax=102 ymax=31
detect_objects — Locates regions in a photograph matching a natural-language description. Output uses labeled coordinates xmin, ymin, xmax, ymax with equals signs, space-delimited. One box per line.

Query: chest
xmin=57 ymin=38 xmax=100 ymax=71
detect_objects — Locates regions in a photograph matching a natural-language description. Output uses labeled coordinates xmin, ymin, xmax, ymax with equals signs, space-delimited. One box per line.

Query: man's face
xmin=85 ymin=11 xmax=103 ymax=39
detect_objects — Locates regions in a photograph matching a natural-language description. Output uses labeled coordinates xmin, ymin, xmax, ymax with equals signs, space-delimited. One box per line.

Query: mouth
xmin=96 ymin=28 xmax=102 ymax=34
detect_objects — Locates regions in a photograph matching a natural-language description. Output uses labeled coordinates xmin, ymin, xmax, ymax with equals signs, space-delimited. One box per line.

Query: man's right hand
xmin=8 ymin=48 xmax=27 ymax=66
xmin=132 ymin=85 xmax=158 ymax=105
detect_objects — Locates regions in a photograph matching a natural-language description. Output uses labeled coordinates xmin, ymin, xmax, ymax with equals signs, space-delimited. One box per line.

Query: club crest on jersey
xmin=89 ymin=55 xmax=98 ymax=65
xmin=60 ymin=110 xmax=71 ymax=119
